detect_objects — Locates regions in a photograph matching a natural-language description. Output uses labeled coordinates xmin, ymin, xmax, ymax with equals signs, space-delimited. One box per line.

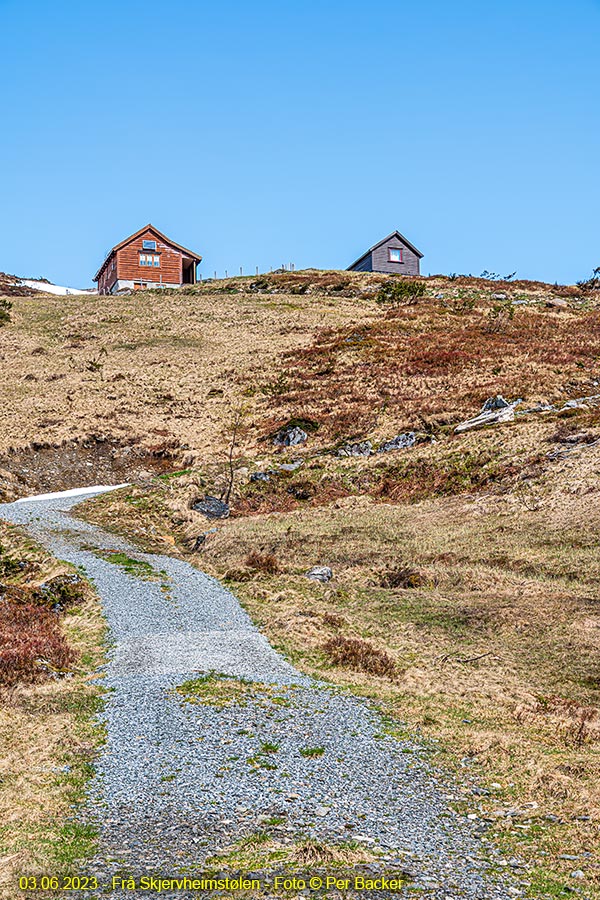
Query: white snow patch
xmin=20 ymin=279 xmax=96 ymax=296
xmin=15 ymin=484 xmax=129 ymax=504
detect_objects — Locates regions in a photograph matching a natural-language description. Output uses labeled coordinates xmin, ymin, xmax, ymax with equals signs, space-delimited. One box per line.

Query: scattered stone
xmin=274 ymin=426 xmax=308 ymax=447
xmin=561 ymin=394 xmax=600 ymax=410
xmin=377 ymin=432 xmax=417 ymax=453
xmin=192 ymin=496 xmax=230 ymax=519
xmin=315 ymin=806 xmax=330 ymax=817
xmin=518 ymin=403 xmax=556 ymax=414
xmin=305 ymin=566 xmax=333 ymax=583
xmin=455 ymin=396 xmax=521 ymax=434
xmin=570 ymin=870 xmax=585 ymax=880
xmin=250 ymin=471 xmax=270 ymax=483
xmin=278 ymin=461 xmax=303 ymax=471
xmin=337 ymin=441 xmax=372 ymax=457
xmin=546 ymin=297 xmax=569 ymax=309
xmin=560 ymin=855 xmax=579 ymax=861
xmin=491 ymin=293 xmax=507 ymax=300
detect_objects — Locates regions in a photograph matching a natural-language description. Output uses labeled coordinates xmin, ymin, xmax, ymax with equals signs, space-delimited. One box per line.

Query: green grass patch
xmin=299 ymin=746 xmax=325 ymax=758
xmin=90 ymin=549 xmax=157 ymax=579
xmin=175 ymin=672 xmax=293 ymax=710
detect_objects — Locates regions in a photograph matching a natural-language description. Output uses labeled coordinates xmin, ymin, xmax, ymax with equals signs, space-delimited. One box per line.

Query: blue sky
xmin=1 ymin=0 xmax=599 ymax=286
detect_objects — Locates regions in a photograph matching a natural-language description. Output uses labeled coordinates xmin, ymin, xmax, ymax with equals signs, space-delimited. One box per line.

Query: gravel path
xmin=1 ymin=491 xmax=523 ymax=899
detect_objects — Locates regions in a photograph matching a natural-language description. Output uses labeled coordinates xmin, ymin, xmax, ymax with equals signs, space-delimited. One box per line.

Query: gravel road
xmin=0 ymin=491 xmax=522 ymax=899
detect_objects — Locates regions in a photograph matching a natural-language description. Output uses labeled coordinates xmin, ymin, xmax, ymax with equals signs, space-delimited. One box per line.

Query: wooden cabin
xmin=347 ymin=231 xmax=423 ymax=276
xmin=94 ymin=224 xmax=202 ymax=294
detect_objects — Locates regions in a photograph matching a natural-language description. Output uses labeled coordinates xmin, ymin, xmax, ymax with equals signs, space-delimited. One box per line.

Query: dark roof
xmin=94 ymin=224 xmax=202 ymax=281
xmin=347 ymin=230 xmax=424 ymax=270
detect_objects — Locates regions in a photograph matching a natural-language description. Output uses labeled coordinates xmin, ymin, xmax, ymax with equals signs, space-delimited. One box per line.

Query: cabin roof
xmin=94 ymin=224 xmax=202 ymax=281
xmin=347 ymin=230 xmax=423 ymax=270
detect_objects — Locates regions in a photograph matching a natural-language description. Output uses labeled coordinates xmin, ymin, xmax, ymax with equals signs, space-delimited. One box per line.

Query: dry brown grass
xmin=0 ymin=275 xmax=380 ymax=469
xmin=77 ymin=424 xmax=600 ymax=893
xmin=0 ymin=523 xmax=104 ymax=896
xmin=1 ymin=270 xmax=593 ymax=494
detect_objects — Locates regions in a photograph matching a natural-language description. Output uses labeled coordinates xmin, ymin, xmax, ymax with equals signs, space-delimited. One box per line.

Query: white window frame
xmin=389 ymin=247 xmax=403 ymax=263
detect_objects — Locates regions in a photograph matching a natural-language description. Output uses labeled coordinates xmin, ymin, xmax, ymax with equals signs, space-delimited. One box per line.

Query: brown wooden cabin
xmin=347 ymin=230 xmax=423 ymax=276
xmin=94 ymin=224 xmax=202 ymax=294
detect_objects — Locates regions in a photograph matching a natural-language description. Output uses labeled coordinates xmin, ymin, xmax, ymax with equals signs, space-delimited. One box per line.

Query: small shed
xmin=94 ymin=224 xmax=202 ymax=295
xmin=347 ymin=231 xmax=423 ymax=276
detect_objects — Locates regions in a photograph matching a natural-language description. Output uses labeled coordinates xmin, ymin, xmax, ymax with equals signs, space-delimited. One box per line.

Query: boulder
xmin=377 ymin=432 xmax=417 ymax=453
xmin=192 ymin=496 xmax=230 ymax=519
xmin=481 ymin=395 xmax=511 ymax=411
xmin=278 ymin=461 xmax=303 ymax=472
xmin=250 ymin=471 xmax=270 ymax=483
xmin=546 ymin=297 xmax=568 ymax=309
xmin=274 ymin=426 xmax=308 ymax=447
xmin=305 ymin=566 xmax=333 ymax=583
xmin=455 ymin=396 xmax=521 ymax=434
xmin=519 ymin=402 xmax=556 ymax=414
xmin=561 ymin=394 xmax=600 ymax=410
xmin=337 ymin=441 xmax=372 ymax=457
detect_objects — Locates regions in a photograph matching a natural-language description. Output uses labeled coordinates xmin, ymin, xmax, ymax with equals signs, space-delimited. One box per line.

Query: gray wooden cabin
xmin=347 ymin=231 xmax=423 ymax=275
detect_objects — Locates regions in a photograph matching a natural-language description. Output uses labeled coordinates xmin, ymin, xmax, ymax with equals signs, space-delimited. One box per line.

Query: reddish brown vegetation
xmin=261 ymin=302 xmax=600 ymax=442
xmin=323 ymin=635 xmax=398 ymax=679
xmin=244 ymin=550 xmax=280 ymax=574
xmin=0 ymin=600 xmax=76 ymax=686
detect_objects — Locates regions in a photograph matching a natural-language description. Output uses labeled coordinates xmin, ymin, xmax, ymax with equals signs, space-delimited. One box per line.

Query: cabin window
xmin=142 ymin=240 xmax=157 ymax=251
xmin=139 ymin=253 xmax=160 ymax=267
xmin=389 ymin=247 xmax=403 ymax=263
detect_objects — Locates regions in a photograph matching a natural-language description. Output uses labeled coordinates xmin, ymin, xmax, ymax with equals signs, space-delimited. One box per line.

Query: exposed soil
xmin=0 ymin=435 xmax=179 ymax=501
xmin=0 ymin=272 xmax=36 ymax=297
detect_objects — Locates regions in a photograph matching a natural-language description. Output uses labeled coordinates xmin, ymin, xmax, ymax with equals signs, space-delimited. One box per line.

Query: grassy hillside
xmin=2 ymin=270 xmax=600 ymax=896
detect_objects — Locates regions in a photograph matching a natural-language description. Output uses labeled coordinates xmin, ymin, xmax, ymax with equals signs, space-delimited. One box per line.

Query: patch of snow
xmin=20 ymin=279 xmax=96 ymax=296
xmin=15 ymin=484 xmax=129 ymax=504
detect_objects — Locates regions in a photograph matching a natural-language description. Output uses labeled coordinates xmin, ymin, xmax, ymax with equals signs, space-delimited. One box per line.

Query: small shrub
xmin=323 ymin=635 xmax=397 ymax=679
xmin=376 ymin=279 xmax=426 ymax=306
xmin=577 ymin=266 xmax=600 ymax=292
xmin=485 ymin=297 xmax=515 ymax=333
xmin=380 ymin=566 xmax=427 ymax=589
xmin=0 ymin=544 xmax=22 ymax=577
xmin=37 ymin=574 xmax=86 ymax=609
xmin=244 ymin=551 xmax=279 ymax=574
xmin=0 ymin=601 xmax=76 ymax=686
xmin=0 ymin=298 xmax=12 ymax=327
